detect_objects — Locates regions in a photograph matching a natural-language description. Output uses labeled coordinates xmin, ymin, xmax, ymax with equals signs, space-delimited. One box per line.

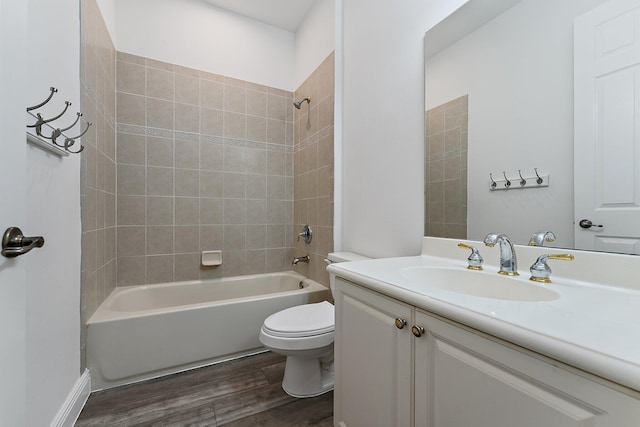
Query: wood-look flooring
xmin=75 ymin=351 xmax=333 ymax=427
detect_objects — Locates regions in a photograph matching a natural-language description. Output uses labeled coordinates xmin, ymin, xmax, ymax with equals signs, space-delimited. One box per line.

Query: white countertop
xmin=327 ymin=239 xmax=640 ymax=393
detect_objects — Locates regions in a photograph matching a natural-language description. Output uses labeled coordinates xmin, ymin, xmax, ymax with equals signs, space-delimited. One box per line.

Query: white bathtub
xmin=87 ymin=271 xmax=330 ymax=390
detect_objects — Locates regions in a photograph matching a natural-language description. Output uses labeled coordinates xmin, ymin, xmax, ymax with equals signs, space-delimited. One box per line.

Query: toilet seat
xmin=262 ymin=301 xmax=334 ymax=338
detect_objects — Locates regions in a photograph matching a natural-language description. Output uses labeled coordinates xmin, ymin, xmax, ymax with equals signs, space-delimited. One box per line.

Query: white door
xmin=0 ymin=0 xmax=28 ymax=424
xmin=575 ymin=0 xmax=640 ymax=254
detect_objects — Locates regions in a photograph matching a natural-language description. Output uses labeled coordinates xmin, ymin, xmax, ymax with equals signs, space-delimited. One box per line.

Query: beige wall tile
xmin=175 ymin=103 xmax=200 ymax=133
xmin=146 ymin=166 xmax=174 ymax=196
xmin=117 ymin=133 xmax=145 ymax=165
xmin=117 ymin=226 xmax=145 ymax=257
xmin=117 ymin=92 xmax=145 ymax=125
xmin=199 ymin=225 xmax=223 ymax=251
xmin=224 ymin=85 xmax=246 ymax=114
xmin=175 ymin=197 xmax=200 ymax=225
xmin=247 ymin=90 xmax=267 ymax=117
xmin=200 ymin=107 xmax=223 ymax=136
xmin=199 ymin=170 xmax=223 ymax=197
xmin=175 ymin=225 xmax=200 ymax=253
xmin=199 ymin=140 xmax=223 ymax=171
xmin=174 ymin=253 xmax=200 ymax=282
xmin=117 ymin=164 xmax=145 ymax=195
xmin=173 ymin=225 xmax=200 ymax=254
xmin=146 ymin=226 xmax=173 ymax=255
xmin=117 ymin=195 xmax=145 ymax=225
xmin=117 ymin=61 xmax=145 ymax=95
xmin=175 ymin=74 xmax=200 ymax=105
xmin=201 ymin=80 xmax=223 ymax=109
xmin=146 ymin=196 xmax=174 ymax=225
xmin=147 ymin=98 xmax=174 ymax=129
xmin=223 ymin=173 xmax=246 ymax=198
xmin=146 ymin=255 xmax=174 ymax=285
xmin=223 ymin=112 xmax=246 ymax=139
xmin=175 ymin=168 xmax=199 ymax=197
xmin=147 ymin=136 xmax=174 ymax=167
xmin=200 ymin=198 xmax=223 ymax=225
xmin=223 ymin=224 xmax=246 ymax=251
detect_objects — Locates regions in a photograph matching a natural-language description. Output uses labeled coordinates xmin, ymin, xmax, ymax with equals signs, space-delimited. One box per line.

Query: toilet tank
xmin=326 ymin=252 xmax=371 ymax=294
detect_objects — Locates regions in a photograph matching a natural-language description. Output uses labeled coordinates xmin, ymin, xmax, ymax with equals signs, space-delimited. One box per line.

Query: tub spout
xmin=292 ymin=255 xmax=310 ymax=265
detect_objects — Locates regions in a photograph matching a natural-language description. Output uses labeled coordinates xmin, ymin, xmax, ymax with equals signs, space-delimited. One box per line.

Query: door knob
xmin=1 ymin=227 xmax=45 ymax=258
xmin=579 ymin=219 xmax=603 ymax=229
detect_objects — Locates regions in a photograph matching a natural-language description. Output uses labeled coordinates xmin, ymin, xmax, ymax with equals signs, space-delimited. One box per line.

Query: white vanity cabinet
xmin=333 ymin=276 xmax=413 ymax=427
xmin=333 ymin=277 xmax=640 ymax=427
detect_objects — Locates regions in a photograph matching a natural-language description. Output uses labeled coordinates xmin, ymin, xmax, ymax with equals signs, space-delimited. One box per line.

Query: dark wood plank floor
xmin=75 ymin=351 xmax=334 ymax=426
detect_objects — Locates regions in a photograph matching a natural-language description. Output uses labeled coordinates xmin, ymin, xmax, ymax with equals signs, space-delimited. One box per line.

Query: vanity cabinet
xmin=333 ymin=277 xmax=640 ymax=427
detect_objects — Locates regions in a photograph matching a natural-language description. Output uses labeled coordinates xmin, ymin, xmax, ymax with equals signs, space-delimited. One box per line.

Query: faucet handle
xmin=297 ymin=224 xmax=312 ymax=244
xmin=529 ymin=253 xmax=574 ymax=283
xmin=528 ymin=230 xmax=556 ymax=247
xmin=458 ymin=243 xmax=484 ymax=270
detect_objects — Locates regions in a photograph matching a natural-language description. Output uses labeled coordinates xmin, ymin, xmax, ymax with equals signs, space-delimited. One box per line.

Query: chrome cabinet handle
xmin=411 ymin=325 xmax=425 ymax=338
xmin=1 ymin=227 xmax=45 ymax=258
xmin=395 ymin=318 xmax=407 ymax=329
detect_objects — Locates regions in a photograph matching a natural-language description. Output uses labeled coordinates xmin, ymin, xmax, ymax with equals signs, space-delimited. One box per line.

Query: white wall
xmin=294 ymin=0 xmax=335 ymax=89
xmin=108 ymin=0 xmax=296 ymax=90
xmin=101 ymin=0 xmax=335 ymax=92
xmin=25 ymin=0 xmax=82 ymax=424
xmin=339 ymin=0 xmax=467 ymax=258
xmin=426 ymin=0 xmax=606 ymax=248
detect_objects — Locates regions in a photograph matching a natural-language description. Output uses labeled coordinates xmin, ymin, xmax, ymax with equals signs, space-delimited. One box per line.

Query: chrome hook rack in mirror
xmin=489 ymin=168 xmax=550 ymax=191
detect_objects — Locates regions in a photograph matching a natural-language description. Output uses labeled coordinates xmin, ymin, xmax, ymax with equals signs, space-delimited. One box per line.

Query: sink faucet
xmin=528 ymin=230 xmax=556 ymax=247
xmin=292 ymin=255 xmax=310 ymax=265
xmin=483 ymin=233 xmax=519 ymax=276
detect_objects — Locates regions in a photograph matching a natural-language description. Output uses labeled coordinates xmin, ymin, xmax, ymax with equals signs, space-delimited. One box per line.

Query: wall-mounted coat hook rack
xmin=489 ymin=168 xmax=549 ymax=191
xmin=25 ymin=87 xmax=92 ymax=157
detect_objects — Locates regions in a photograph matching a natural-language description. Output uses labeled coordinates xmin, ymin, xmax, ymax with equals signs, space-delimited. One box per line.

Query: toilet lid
xmin=263 ymin=301 xmax=334 ymax=338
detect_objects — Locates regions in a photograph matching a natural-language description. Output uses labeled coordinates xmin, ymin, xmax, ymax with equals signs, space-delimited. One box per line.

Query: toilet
xmin=259 ymin=252 xmax=370 ymax=398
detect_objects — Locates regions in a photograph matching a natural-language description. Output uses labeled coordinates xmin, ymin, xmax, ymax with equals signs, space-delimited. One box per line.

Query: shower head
xmin=293 ymin=96 xmax=311 ymax=109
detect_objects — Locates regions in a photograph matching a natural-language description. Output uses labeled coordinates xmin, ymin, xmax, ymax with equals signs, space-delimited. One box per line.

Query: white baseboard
xmin=50 ymin=369 xmax=91 ymax=427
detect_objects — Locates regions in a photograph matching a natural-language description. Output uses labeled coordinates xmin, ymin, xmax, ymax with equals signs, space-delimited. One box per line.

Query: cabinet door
xmin=414 ymin=310 xmax=640 ymax=427
xmin=334 ymin=278 xmax=413 ymax=427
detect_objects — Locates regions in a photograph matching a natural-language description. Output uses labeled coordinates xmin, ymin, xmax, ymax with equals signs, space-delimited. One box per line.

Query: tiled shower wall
xmin=80 ymin=0 xmax=117 ymax=368
xmin=292 ymin=53 xmax=335 ymax=286
xmin=115 ymin=54 xmax=296 ymax=285
xmin=425 ymin=95 xmax=468 ymax=239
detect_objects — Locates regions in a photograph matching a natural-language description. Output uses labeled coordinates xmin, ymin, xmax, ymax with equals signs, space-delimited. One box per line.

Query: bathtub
xmin=86 ymin=271 xmax=330 ymax=390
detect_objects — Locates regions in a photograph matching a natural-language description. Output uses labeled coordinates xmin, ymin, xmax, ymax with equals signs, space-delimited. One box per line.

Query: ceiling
xmin=201 ymin=0 xmax=315 ymax=32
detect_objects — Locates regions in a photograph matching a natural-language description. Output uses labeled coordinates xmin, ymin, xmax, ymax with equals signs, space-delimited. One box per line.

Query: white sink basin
xmin=401 ymin=267 xmax=559 ymax=302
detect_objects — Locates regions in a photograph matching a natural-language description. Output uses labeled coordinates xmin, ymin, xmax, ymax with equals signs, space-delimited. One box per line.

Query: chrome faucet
xmin=528 ymin=230 xmax=556 ymax=247
xmin=292 ymin=255 xmax=310 ymax=265
xmin=483 ymin=233 xmax=519 ymax=276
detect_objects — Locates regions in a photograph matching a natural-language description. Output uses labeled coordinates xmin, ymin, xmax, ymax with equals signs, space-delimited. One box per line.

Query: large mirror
xmin=424 ymin=0 xmax=639 ymax=253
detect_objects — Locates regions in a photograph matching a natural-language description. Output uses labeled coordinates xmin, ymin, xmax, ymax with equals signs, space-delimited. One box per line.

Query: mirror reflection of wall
xmin=425 ymin=95 xmax=468 ymax=239
xmin=424 ymin=0 xmax=608 ymax=249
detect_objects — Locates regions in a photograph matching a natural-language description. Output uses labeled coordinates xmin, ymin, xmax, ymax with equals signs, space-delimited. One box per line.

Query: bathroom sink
xmin=400 ymin=267 xmax=559 ymax=302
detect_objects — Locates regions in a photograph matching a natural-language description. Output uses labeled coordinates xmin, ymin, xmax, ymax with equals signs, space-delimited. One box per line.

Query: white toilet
xmin=259 ymin=252 xmax=370 ymax=398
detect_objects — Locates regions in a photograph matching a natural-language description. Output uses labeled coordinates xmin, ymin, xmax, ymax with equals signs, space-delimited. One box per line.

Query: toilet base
xmin=281 ymin=351 xmax=334 ymax=398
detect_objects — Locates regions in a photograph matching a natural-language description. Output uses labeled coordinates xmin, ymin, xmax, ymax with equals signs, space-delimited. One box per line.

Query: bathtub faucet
xmin=292 ymin=255 xmax=310 ymax=265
